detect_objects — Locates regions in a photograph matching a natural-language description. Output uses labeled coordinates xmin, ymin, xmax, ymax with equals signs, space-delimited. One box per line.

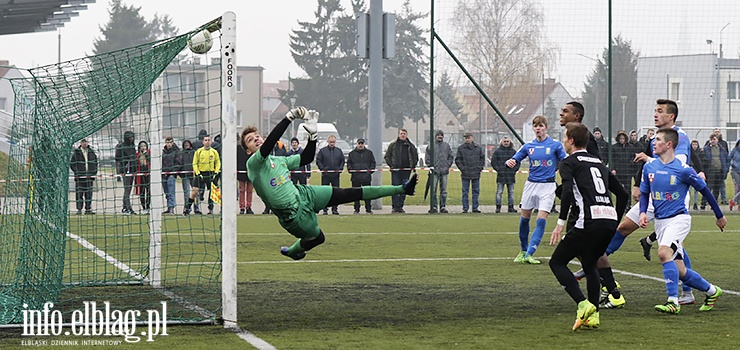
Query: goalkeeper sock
xmin=605 ymin=230 xmax=627 ymax=255
xmin=362 ymin=186 xmax=403 ymax=200
xmin=518 ymin=217 xmax=531 ymax=252
xmin=287 ymin=240 xmax=305 ymax=257
xmin=525 ymin=218 xmax=547 ymax=256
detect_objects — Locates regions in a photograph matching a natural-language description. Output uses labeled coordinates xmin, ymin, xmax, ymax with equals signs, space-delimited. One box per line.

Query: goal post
xmin=219 ymin=11 xmax=238 ymax=329
xmin=0 ymin=13 xmax=237 ymax=327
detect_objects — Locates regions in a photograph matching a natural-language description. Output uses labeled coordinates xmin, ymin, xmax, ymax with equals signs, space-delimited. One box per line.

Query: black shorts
xmin=553 ymin=219 xmax=617 ymax=266
xmin=192 ymin=171 xmax=214 ymax=190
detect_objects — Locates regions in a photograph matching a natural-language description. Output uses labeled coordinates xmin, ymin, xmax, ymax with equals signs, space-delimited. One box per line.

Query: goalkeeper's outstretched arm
xmin=259 ymin=107 xmax=307 ymax=159
xmin=299 ymin=110 xmax=319 ymax=166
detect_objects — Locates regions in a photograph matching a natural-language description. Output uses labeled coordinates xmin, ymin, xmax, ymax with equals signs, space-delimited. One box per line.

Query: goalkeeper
xmin=242 ymin=107 xmax=418 ymax=260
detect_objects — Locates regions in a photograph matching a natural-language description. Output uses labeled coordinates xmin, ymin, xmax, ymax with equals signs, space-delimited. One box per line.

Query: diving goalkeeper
xmin=241 ymin=107 xmax=418 ymax=260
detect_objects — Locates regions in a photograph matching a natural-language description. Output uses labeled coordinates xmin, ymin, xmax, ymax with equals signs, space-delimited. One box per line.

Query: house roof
xmin=466 ymin=79 xmax=563 ymax=131
xmin=0 ymin=60 xmax=10 ymax=79
xmin=0 ymin=0 xmax=95 ymax=36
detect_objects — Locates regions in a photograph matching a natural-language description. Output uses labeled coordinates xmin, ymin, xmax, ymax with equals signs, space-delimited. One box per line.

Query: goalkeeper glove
xmin=285 ymin=106 xmax=308 ymax=121
xmin=303 ymin=110 xmax=320 ymax=141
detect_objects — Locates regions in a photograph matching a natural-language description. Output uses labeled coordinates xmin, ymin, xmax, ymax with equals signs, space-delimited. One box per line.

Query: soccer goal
xmin=0 ymin=12 xmax=237 ymax=328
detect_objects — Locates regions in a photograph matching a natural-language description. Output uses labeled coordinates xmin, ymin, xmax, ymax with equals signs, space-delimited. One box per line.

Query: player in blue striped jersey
xmin=638 ymin=127 xmax=725 ymax=314
xmin=506 ymin=116 xmax=567 ymax=264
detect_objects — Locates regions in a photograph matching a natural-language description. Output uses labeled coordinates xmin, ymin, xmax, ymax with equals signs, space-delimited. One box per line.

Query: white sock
xmin=706 ymin=285 xmax=717 ymax=296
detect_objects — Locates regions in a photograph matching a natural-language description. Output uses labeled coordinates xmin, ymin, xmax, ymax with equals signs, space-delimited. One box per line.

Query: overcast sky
xmin=1 ymin=0 xmax=739 ymax=97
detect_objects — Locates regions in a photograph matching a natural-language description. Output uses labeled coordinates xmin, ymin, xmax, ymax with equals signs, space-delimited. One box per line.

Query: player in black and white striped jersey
xmin=548 ymin=122 xmax=629 ymax=330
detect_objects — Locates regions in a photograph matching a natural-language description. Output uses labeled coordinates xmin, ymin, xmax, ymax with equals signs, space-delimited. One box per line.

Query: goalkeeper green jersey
xmin=247 ymin=151 xmax=302 ymax=211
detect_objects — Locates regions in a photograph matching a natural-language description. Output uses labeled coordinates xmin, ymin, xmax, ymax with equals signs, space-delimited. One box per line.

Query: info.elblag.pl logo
xmin=22 ymin=301 xmax=169 ymax=343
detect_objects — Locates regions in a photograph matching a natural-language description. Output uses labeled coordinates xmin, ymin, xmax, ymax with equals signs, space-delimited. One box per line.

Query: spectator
xmin=347 ymin=138 xmax=376 ymax=214
xmin=237 ymin=142 xmax=254 ymax=214
xmin=491 ymin=137 xmax=518 ymax=213
xmin=161 ymin=137 xmax=182 ymax=214
xmin=704 ymin=128 xmax=729 ymax=204
xmin=425 ymin=130 xmax=454 ymax=213
xmin=593 ymin=127 xmax=609 ymax=164
xmin=134 ymin=141 xmax=151 ymax=214
xmin=455 ymin=132 xmax=485 ymax=213
xmin=702 ymin=134 xmax=729 ymax=210
xmin=115 ymin=130 xmax=137 ymax=215
xmin=287 ymin=137 xmax=310 ymax=185
xmin=611 ymin=131 xmax=633 ymax=208
xmin=729 ymin=139 xmax=740 ymax=211
xmin=70 ymin=138 xmax=98 ymax=215
xmin=639 ymin=128 xmax=654 ymax=146
xmin=192 ymin=129 xmax=208 ymax=150
xmin=384 ymin=128 xmax=418 ymax=213
xmin=690 ymin=140 xmax=707 ymax=210
xmin=180 ymin=140 xmax=200 ymax=214
xmin=316 ymin=135 xmax=345 ymax=215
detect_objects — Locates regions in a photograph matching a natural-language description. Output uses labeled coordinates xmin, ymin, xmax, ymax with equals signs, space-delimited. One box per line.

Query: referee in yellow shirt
xmin=184 ymin=135 xmax=220 ymax=215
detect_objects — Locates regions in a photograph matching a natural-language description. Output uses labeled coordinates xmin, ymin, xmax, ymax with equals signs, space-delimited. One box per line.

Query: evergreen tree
xmin=436 ymin=71 xmax=463 ymax=117
xmin=289 ymin=0 xmax=428 ymax=137
xmin=582 ymin=35 xmax=639 ymax=133
xmin=383 ymin=0 xmax=428 ymax=128
xmin=92 ymin=0 xmax=156 ymax=54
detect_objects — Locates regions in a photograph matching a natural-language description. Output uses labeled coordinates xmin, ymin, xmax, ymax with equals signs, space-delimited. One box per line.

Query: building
xmin=637 ymin=53 xmax=740 ymax=142
xmin=0 ymin=61 xmax=28 ymax=154
xmin=465 ymin=78 xmax=574 ymax=147
xmin=126 ymin=58 xmax=263 ymax=143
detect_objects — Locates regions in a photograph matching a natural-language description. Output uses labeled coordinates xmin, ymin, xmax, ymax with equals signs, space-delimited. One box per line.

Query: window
xmin=0 ymin=98 xmax=6 ymax=111
xmin=236 ymin=76 xmax=243 ymax=93
xmin=728 ymin=81 xmax=740 ymax=100
xmin=670 ymin=82 xmax=680 ymax=101
xmin=181 ymin=75 xmax=196 ymax=92
xmin=237 ymin=110 xmax=243 ymax=128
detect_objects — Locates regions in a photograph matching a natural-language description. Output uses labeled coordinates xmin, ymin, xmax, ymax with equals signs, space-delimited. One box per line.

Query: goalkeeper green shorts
xmin=275 ymin=185 xmax=332 ymax=240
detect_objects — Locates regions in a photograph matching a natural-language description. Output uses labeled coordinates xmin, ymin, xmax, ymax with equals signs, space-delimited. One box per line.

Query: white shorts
xmin=626 ymin=198 xmax=654 ymax=224
xmin=520 ymin=181 xmax=556 ymax=212
xmin=654 ymin=214 xmax=692 ymax=260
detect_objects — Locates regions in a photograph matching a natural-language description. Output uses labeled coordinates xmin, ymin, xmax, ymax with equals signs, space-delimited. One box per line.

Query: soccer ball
xmin=188 ymin=30 xmax=213 ymax=54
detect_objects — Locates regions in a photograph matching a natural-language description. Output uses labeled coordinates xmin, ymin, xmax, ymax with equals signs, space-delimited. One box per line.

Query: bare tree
xmin=452 ymin=0 xmax=557 ymax=104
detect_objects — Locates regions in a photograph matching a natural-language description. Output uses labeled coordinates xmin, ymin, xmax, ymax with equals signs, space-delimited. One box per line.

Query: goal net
xmin=0 ymin=14 xmax=237 ymax=326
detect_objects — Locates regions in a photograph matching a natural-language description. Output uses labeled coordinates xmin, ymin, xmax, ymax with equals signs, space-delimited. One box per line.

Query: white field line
xmin=66 ymin=231 xmax=147 ymax=281
xmin=91 ymin=229 xmax=740 ymax=238
xmin=66 ymin=230 xmax=216 ymax=319
xmin=224 ymin=256 xmax=740 ymax=296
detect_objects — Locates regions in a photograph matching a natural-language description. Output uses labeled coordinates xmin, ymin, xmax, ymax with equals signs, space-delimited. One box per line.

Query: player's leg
xmin=279 ymin=208 xmax=324 ymax=260
xmin=654 ymin=217 xmax=683 ymax=314
xmin=325 ymin=173 xmax=418 ymax=208
xmin=605 ymin=203 xmax=649 ymax=255
xmin=522 ymin=183 xmax=555 ymax=264
xmin=550 ymin=227 xmax=599 ymax=330
xmin=678 ymin=249 xmax=695 ymax=304
xmin=515 ymin=181 xmax=537 ymax=262
xmin=676 ymin=257 xmax=723 ymax=311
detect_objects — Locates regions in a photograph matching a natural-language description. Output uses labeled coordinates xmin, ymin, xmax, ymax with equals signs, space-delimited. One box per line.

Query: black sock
xmin=598 ymin=267 xmax=621 ymax=298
